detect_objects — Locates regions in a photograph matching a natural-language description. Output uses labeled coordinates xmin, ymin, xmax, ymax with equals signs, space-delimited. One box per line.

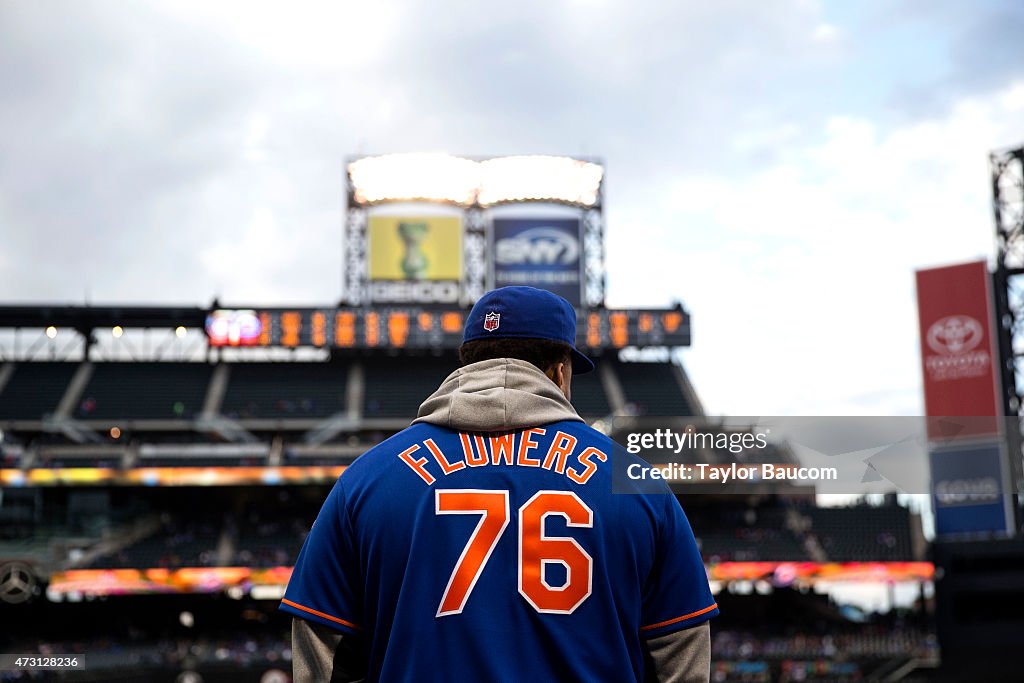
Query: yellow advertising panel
xmin=368 ymin=215 xmax=462 ymax=280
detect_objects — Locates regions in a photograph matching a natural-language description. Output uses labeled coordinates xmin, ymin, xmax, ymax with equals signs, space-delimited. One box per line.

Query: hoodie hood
xmin=413 ymin=358 xmax=583 ymax=432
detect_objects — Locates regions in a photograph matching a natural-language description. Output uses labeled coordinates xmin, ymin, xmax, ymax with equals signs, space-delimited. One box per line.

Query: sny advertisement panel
xmin=930 ymin=441 xmax=1013 ymax=537
xmin=367 ymin=215 xmax=462 ymax=303
xmin=492 ymin=218 xmax=582 ymax=307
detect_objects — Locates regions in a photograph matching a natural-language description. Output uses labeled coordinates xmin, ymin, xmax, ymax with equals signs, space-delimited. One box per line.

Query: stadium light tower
xmin=991 ymin=144 xmax=1024 ymax=517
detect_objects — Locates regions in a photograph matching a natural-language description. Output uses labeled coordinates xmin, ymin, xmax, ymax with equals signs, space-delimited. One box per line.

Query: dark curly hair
xmin=458 ymin=338 xmax=572 ymax=374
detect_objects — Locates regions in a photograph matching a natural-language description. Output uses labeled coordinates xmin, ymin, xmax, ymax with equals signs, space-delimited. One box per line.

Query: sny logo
xmin=484 ymin=312 xmax=500 ymax=332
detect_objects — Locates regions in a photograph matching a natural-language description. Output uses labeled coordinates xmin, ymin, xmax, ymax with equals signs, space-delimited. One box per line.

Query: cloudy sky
xmin=2 ymin=0 xmax=1023 ymax=417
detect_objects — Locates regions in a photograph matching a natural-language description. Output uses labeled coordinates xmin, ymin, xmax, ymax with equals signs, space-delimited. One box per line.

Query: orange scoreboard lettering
xmin=587 ymin=313 xmax=601 ymax=348
xmin=662 ymin=312 xmax=682 ymax=333
xmin=609 ymin=312 xmax=628 ymax=348
xmin=281 ymin=312 xmax=301 ymax=347
xmin=258 ymin=313 xmax=272 ymax=346
xmin=311 ymin=312 xmax=326 ymax=347
xmin=388 ymin=312 xmax=410 ymax=347
xmin=440 ymin=312 xmax=463 ymax=334
xmin=335 ymin=312 xmax=355 ymax=347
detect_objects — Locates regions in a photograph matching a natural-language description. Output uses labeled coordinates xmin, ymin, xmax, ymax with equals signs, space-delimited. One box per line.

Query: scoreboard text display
xmin=205 ymin=308 xmax=690 ymax=350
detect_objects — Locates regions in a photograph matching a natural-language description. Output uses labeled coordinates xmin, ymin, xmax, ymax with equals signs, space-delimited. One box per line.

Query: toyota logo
xmin=926 ymin=315 xmax=983 ymax=355
xmin=0 ymin=562 xmax=38 ymax=604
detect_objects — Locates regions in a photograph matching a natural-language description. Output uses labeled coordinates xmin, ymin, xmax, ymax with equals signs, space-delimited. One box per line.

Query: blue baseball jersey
xmin=280 ymin=420 xmax=718 ymax=682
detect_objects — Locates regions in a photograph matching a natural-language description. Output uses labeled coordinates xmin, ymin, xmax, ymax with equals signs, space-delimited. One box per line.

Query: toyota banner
xmin=915 ymin=260 xmax=1001 ymax=438
xmin=491 ymin=218 xmax=583 ymax=306
xmin=916 ymin=260 xmax=1012 ymax=537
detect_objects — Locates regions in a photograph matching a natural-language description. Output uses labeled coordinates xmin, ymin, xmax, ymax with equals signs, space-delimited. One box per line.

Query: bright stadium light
xmin=477 ymin=156 xmax=604 ymax=207
xmin=112 ymin=326 xmax=124 ymax=338
xmin=347 ymin=154 xmax=605 ymax=207
xmin=348 ymin=153 xmax=480 ymax=205
xmin=45 ymin=326 xmax=57 ymax=339
xmin=175 ymin=326 xmax=187 ymax=338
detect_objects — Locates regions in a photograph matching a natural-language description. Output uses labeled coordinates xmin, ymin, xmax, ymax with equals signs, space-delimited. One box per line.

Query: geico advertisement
xmin=368 ymin=216 xmax=462 ymax=303
xmin=492 ymin=218 xmax=582 ymax=306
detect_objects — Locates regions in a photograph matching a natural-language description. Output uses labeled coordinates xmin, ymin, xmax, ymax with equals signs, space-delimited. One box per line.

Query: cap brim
xmin=570 ymin=348 xmax=595 ymax=374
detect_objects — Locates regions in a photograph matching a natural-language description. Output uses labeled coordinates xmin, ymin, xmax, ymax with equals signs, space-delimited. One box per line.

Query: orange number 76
xmin=435 ymin=489 xmax=594 ymax=617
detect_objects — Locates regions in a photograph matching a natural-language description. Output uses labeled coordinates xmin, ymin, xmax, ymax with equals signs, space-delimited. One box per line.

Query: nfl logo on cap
xmin=462 ymin=286 xmax=595 ymax=373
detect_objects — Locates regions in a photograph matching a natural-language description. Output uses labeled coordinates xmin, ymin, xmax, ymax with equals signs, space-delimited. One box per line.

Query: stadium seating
xmin=689 ymin=506 xmax=810 ymax=562
xmin=686 ymin=502 xmax=917 ymax=563
xmin=76 ymin=362 xmax=213 ymax=420
xmin=0 ymin=362 xmax=77 ymax=419
xmin=234 ymin=508 xmax=309 ymax=567
xmin=806 ymin=505 xmax=914 ymax=561
xmin=88 ymin=513 xmax=222 ymax=569
xmin=613 ymin=360 xmax=693 ymax=416
xmin=221 ymin=361 xmax=348 ymax=419
xmin=569 ymin=366 xmax=611 ymax=417
xmin=362 ymin=356 xmax=455 ymax=418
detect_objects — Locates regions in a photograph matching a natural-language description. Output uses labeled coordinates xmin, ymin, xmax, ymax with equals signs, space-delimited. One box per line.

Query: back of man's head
xmin=460 ymin=286 xmax=594 ymax=376
xmin=458 ymin=338 xmax=572 ymax=376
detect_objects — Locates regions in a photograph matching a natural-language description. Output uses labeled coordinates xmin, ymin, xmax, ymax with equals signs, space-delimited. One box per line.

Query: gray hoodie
xmin=292 ymin=358 xmax=711 ymax=683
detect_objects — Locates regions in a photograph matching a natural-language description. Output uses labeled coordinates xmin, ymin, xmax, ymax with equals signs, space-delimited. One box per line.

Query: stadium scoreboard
xmin=205 ymin=307 xmax=690 ymax=350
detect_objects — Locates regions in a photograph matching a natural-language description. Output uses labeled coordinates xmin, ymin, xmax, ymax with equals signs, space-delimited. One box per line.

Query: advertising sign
xmin=205 ymin=310 xmax=262 ymax=347
xmin=915 ymin=260 xmax=1001 ymax=438
xmin=367 ymin=215 xmax=462 ymax=303
xmin=930 ymin=441 xmax=1013 ymax=536
xmin=492 ymin=217 xmax=582 ymax=306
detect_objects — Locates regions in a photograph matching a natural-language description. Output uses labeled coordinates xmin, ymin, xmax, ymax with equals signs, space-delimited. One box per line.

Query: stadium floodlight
xmin=45 ymin=326 xmax=57 ymax=339
xmin=347 ymin=154 xmax=605 ymax=207
xmin=348 ymin=153 xmax=480 ymax=205
xmin=112 ymin=326 xmax=124 ymax=338
xmin=477 ymin=156 xmax=604 ymax=207
xmin=175 ymin=326 xmax=187 ymax=338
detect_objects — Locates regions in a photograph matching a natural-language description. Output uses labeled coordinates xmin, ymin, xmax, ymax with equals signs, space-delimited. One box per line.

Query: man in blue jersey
xmin=281 ymin=286 xmax=718 ymax=682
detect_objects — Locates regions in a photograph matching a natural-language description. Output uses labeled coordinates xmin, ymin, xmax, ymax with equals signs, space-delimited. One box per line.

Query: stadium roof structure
xmin=0 ymin=305 xmax=206 ymax=330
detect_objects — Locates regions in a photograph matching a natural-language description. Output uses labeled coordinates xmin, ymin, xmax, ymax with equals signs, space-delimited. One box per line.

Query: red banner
xmin=915 ymin=260 xmax=1001 ymax=438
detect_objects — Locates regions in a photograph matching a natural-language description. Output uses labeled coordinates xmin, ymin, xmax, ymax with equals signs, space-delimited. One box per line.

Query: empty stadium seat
xmin=77 ymin=363 xmax=212 ymax=420
xmin=0 ymin=362 xmax=77 ymax=420
xmin=689 ymin=506 xmax=809 ymax=562
xmin=807 ymin=505 xmax=913 ymax=561
xmin=220 ymin=361 xmax=348 ymax=419
xmin=362 ymin=356 xmax=455 ymax=419
xmin=570 ymin=366 xmax=611 ymax=417
xmin=613 ymin=360 xmax=693 ymax=416
xmin=88 ymin=515 xmax=222 ymax=569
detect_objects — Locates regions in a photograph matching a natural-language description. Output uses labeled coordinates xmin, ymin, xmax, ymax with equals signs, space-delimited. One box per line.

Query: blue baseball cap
xmin=463 ymin=286 xmax=595 ymax=374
